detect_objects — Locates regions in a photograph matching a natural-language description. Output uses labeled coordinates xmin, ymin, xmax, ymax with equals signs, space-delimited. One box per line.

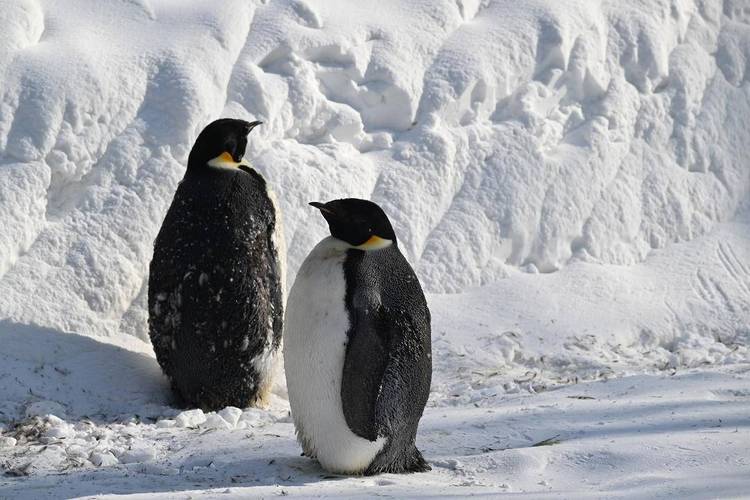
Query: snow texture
xmin=1 ymin=0 xmax=748 ymax=339
xmin=0 ymin=0 xmax=749 ymax=498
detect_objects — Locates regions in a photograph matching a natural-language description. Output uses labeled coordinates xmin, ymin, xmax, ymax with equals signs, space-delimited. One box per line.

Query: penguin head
xmin=310 ymin=198 xmax=397 ymax=250
xmin=187 ymin=118 xmax=262 ymax=171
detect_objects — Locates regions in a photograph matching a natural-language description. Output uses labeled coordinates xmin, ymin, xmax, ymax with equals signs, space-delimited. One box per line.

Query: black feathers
xmin=341 ymin=244 xmax=432 ymax=474
xmin=148 ymin=119 xmax=281 ymax=411
xmin=310 ymin=199 xmax=397 ymax=247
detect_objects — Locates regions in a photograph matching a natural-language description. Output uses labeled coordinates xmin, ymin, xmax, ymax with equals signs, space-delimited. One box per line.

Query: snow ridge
xmin=0 ymin=0 xmax=748 ymax=340
xmin=1 ymin=3 xmax=750 ymax=496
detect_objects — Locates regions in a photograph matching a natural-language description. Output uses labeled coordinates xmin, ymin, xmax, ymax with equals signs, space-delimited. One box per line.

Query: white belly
xmin=283 ymin=237 xmax=385 ymax=474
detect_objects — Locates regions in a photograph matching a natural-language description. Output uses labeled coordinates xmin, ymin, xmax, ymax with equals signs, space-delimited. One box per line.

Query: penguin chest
xmin=284 ymin=238 xmax=385 ymax=473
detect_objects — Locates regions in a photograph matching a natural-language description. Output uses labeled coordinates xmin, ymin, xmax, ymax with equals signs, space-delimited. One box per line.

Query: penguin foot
xmin=365 ymin=447 xmax=431 ymax=475
xmin=405 ymin=449 xmax=431 ymax=473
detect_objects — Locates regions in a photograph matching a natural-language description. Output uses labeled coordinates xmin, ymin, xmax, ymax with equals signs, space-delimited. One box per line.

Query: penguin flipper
xmin=341 ymin=247 xmax=432 ymax=474
xmin=341 ymin=307 xmax=388 ymax=442
xmin=372 ymin=305 xmax=431 ymax=437
xmin=358 ymin=305 xmax=431 ymax=474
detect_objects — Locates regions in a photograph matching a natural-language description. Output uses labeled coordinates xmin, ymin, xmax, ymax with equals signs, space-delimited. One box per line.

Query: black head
xmin=187 ymin=118 xmax=262 ymax=171
xmin=310 ymin=198 xmax=397 ymax=250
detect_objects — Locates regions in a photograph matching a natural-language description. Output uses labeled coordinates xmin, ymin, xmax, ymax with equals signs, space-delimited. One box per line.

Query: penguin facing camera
xmin=148 ymin=118 xmax=284 ymax=411
xmin=284 ymin=198 xmax=432 ymax=475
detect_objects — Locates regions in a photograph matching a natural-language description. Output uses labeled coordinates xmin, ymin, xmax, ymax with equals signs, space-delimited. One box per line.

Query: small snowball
xmin=175 ymin=409 xmax=206 ymax=428
xmin=0 ymin=437 xmax=17 ymax=447
xmin=203 ymin=413 xmax=232 ymax=430
xmin=65 ymin=444 xmax=89 ymax=460
xmin=238 ymin=409 xmax=262 ymax=427
xmin=156 ymin=419 xmax=176 ymax=429
xmin=44 ymin=423 xmax=75 ymax=440
xmin=120 ymin=446 xmax=157 ymax=463
xmin=218 ymin=407 xmax=243 ymax=427
xmin=46 ymin=414 xmax=66 ymax=427
xmin=90 ymin=451 xmax=119 ymax=467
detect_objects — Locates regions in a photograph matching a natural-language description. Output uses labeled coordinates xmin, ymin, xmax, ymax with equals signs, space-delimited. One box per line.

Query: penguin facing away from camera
xmin=284 ymin=198 xmax=431 ymax=475
xmin=148 ymin=118 xmax=285 ymax=411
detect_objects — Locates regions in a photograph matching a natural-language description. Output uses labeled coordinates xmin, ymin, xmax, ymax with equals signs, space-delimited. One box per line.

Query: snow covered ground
xmin=1 ymin=321 xmax=749 ymax=499
xmin=1 ymin=0 xmax=749 ymax=498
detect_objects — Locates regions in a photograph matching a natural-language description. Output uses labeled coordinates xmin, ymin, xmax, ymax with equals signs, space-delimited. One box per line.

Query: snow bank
xmin=0 ymin=0 xmax=748 ymax=341
xmin=2 ymin=2 xmax=749 ymax=496
xmin=2 ymin=368 xmax=748 ymax=498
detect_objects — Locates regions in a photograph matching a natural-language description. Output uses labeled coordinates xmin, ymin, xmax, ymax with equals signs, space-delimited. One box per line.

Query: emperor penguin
xmin=284 ymin=198 xmax=431 ymax=475
xmin=148 ymin=118 xmax=285 ymax=411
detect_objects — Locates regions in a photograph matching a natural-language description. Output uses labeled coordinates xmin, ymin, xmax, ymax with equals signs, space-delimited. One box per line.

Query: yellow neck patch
xmin=354 ymin=235 xmax=393 ymax=251
xmin=207 ymin=151 xmax=250 ymax=169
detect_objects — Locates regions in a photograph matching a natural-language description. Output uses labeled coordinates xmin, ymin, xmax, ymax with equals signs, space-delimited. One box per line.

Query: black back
xmin=148 ymin=166 xmax=283 ymax=410
xmin=341 ymin=245 xmax=432 ymax=474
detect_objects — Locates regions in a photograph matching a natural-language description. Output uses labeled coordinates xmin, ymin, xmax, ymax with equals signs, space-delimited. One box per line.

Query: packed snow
xmin=1 ymin=0 xmax=749 ymax=498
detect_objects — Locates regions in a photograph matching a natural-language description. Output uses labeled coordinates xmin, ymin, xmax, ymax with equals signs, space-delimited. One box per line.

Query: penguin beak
xmin=309 ymin=201 xmax=335 ymax=216
xmin=245 ymin=121 xmax=263 ymax=135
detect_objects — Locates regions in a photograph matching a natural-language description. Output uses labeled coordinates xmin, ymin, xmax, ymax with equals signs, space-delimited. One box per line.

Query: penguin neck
xmin=184 ymin=162 xmax=237 ymax=179
xmin=314 ymin=236 xmax=397 ymax=258
xmin=185 ymin=161 xmax=211 ymax=177
xmin=311 ymin=237 xmax=353 ymax=259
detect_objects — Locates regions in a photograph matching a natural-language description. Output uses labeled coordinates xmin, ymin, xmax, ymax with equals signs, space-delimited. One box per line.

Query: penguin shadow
xmin=0 ymin=319 xmax=358 ymax=497
xmin=0 ymin=319 xmax=172 ymax=424
xmin=175 ymin=452 xmax=351 ymax=490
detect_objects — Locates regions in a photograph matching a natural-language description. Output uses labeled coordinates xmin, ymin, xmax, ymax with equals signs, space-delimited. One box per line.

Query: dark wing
xmin=366 ymin=300 xmax=432 ymax=474
xmin=341 ymin=249 xmax=432 ymax=443
xmin=371 ymin=300 xmax=431 ymax=439
xmin=341 ymin=292 xmax=389 ymax=441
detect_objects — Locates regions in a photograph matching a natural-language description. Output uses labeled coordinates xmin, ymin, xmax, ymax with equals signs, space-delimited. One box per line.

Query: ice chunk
xmin=0 ymin=437 xmax=17 ymax=447
xmin=90 ymin=451 xmax=119 ymax=467
xmin=218 ymin=407 xmax=243 ymax=428
xmin=174 ymin=409 xmax=206 ymax=428
xmin=203 ymin=413 xmax=232 ymax=430
xmin=119 ymin=446 xmax=157 ymax=464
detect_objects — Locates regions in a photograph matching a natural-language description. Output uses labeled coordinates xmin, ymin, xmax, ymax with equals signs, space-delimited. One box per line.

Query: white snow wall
xmin=0 ymin=0 xmax=748 ymax=340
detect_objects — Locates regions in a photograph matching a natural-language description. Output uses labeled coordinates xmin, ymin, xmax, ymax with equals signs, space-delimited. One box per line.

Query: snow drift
xmin=1 ymin=1 xmax=750 ymax=497
xmin=0 ymin=0 xmax=750 ymax=344
xmin=0 ymin=0 xmax=748 ymax=341
xmin=0 ymin=0 xmax=750 ymax=338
